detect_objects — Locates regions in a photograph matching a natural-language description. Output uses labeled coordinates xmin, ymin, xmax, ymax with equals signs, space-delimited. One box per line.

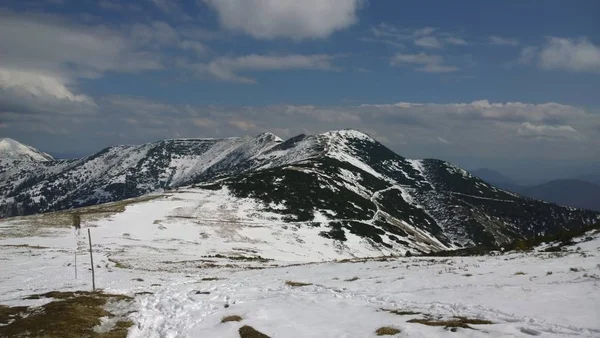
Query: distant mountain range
xmin=1 ymin=132 xmax=598 ymax=253
xmin=471 ymin=168 xmax=600 ymax=211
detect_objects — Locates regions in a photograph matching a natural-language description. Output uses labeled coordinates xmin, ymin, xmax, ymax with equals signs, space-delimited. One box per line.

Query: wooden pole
xmin=88 ymin=229 xmax=95 ymax=291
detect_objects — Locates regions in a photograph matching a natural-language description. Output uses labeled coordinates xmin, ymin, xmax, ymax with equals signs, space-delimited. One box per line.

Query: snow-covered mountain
xmin=0 ymin=138 xmax=54 ymax=162
xmin=1 ymin=130 xmax=598 ymax=252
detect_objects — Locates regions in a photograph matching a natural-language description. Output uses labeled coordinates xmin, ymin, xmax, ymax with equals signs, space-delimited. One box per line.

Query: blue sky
xmin=1 ymin=0 xmax=599 ymax=181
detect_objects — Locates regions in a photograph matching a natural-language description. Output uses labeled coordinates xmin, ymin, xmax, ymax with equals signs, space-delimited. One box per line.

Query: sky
xmin=0 ymin=0 xmax=599 ymax=182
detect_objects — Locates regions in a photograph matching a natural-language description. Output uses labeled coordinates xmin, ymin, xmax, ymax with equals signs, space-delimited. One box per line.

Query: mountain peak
xmin=0 ymin=138 xmax=54 ymax=162
xmin=321 ymin=129 xmax=373 ymax=141
xmin=255 ymin=132 xmax=283 ymax=143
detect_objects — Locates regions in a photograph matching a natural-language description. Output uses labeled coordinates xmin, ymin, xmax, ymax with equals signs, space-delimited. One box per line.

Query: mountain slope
xmin=0 ymin=138 xmax=54 ymax=162
xmin=0 ymin=133 xmax=282 ymax=216
xmin=1 ymin=130 xmax=598 ymax=253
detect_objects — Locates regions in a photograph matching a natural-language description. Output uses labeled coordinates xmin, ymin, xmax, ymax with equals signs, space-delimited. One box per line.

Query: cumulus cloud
xmin=0 ymin=10 xmax=212 ymax=117
xmin=520 ymin=37 xmax=600 ymax=73
xmin=538 ymin=37 xmax=600 ymax=72
xmin=0 ymin=68 xmax=97 ymax=117
xmin=204 ymin=0 xmax=365 ymax=40
xmin=489 ymin=36 xmax=519 ymax=46
xmin=187 ymin=54 xmax=339 ymax=83
xmin=390 ymin=53 xmax=459 ymax=73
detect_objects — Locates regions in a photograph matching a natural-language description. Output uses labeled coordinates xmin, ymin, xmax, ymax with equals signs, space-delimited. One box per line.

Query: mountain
xmin=575 ymin=174 xmax=600 ymax=186
xmin=518 ymin=179 xmax=600 ymax=212
xmin=471 ymin=169 xmax=600 ymax=212
xmin=0 ymin=138 xmax=54 ymax=162
xmin=1 ymin=130 xmax=598 ymax=253
xmin=471 ymin=168 xmax=516 ymax=186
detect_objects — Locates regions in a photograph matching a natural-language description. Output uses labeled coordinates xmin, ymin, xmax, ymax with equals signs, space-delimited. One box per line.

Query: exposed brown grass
xmin=221 ymin=315 xmax=243 ymax=323
xmin=381 ymin=308 xmax=421 ymax=316
xmin=514 ymin=271 xmax=526 ymax=275
xmin=201 ymin=277 xmax=221 ymax=281
xmin=1 ymin=244 xmax=48 ymax=249
xmin=0 ymin=305 xmax=28 ymax=325
xmin=407 ymin=316 xmax=493 ymax=329
xmin=1 ymin=291 xmax=133 ymax=338
xmin=285 ymin=280 xmax=312 ymax=287
xmin=0 ymin=195 xmax=162 ymax=238
xmin=344 ymin=277 xmax=360 ymax=282
xmin=239 ymin=325 xmax=271 ymax=338
xmin=375 ymin=326 xmax=401 ymax=335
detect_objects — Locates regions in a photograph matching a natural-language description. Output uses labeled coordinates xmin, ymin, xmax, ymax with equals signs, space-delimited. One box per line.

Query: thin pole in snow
xmin=88 ymin=228 xmax=95 ymax=291
xmin=74 ymin=250 xmax=77 ymax=279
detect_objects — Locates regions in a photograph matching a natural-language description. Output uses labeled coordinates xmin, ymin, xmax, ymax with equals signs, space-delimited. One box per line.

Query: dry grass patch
xmin=221 ymin=315 xmax=243 ymax=323
xmin=1 ymin=244 xmax=48 ymax=249
xmin=407 ymin=316 xmax=493 ymax=329
xmin=0 ymin=305 xmax=28 ymax=325
xmin=381 ymin=308 xmax=421 ymax=316
xmin=344 ymin=277 xmax=360 ymax=282
xmin=201 ymin=277 xmax=221 ymax=281
xmin=1 ymin=195 xmax=163 ymax=238
xmin=1 ymin=291 xmax=133 ymax=338
xmin=239 ymin=325 xmax=271 ymax=338
xmin=375 ymin=326 xmax=401 ymax=335
xmin=514 ymin=271 xmax=526 ymax=275
xmin=285 ymin=280 xmax=312 ymax=287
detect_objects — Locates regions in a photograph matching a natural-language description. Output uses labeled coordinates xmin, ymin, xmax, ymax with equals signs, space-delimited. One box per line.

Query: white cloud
xmin=0 ymin=11 xmax=164 ymax=80
xmin=445 ymin=37 xmax=468 ymax=46
xmin=538 ymin=37 xmax=600 ymax=72
xmin=204 ymin=0 xmax=365 ymax=40
xmin=192 ymin=118 xmax=218 ymax=128
xmin=0 ymin=68 xmax=97 ymax=116
xmin=519 ymin=46 xmax=538 ymax=64
xmin=390 ymin=53 xmax=459 ymax=73
xmin=0 ymin=11 xmax=213 ymax=116
xmin=517 ymin=122 xmax=580 ymax=140
xmin=489 ymin=36 xmax=519 ymax=46
xmin=414 ymin=36 xmax=442 ymax=49
xmin=361 ymin=100 xmax=586 ymax=125
xmin=179 ymin=40 xmax=208 ymax=55
xmin=0 ymin=68 xmax=93 ymax=105
xmin=229 ymin=120 xmax=257 ymax=131
xmin=193 ymin=54 xmax=338 ymax=83
xmin=519 ymin=37 xmax=600 ymax=73
xmin=366 ymin=24 xmax=467 ymax=49
xmin=437 ymin=136 xmax=451 ymax=144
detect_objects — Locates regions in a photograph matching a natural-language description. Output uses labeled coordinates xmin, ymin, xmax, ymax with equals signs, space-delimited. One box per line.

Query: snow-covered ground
xmin=1 ymin=194 xmax=599 ymax=337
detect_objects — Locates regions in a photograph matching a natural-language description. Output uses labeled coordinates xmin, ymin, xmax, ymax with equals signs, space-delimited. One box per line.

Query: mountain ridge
xmin=1 ymin=130 xmax=598 ymax=253
xmin=472 ymin=168 xmax=600 ymax=211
